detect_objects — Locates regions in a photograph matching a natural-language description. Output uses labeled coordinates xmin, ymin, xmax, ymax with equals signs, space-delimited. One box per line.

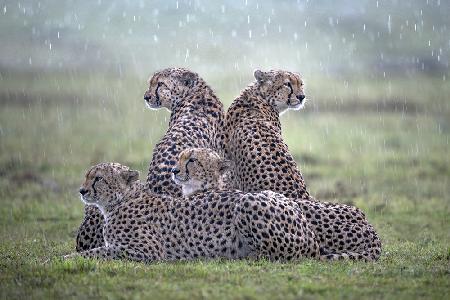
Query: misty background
xmin=1 ymin=1 xmax=450 ymax=298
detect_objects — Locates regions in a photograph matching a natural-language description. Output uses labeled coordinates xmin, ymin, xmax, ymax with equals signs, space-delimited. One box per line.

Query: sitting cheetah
xmin=224 ymin=69 xmax=310 ymax=200
xmin=143 ymin=67 xmax=225 ymax=197
xmin=172 ymin=148 xmax=382 ymax=261
xmin=67 ymin=163 xmax=320 ymax=262
xmin=76 ymin=68 xmax=225 ymax=252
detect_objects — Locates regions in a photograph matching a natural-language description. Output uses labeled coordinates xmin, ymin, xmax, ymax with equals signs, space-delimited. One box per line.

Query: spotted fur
xmin=172 ymin=148 xmax=231 ymax=196
xmin=67 ymin=163 xmax=320 ymax=262
xmin=224 ymin=69 xmax=310 ymax=200
xmin=174 ymin=148 xmax=382 ymax=261
xmin=76 ymin=68 xmax=225 ymax=252
xmin=143 ymin=67 xmax=225 ymax=197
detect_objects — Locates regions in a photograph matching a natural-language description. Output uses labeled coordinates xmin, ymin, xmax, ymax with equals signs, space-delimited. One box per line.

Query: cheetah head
xmin=79 ymin=162 xmax=139 ymax=213
xmin=143 ymin=67 xmax=199 ymax=111
xmin=253 ymin=69 xmax=306 ymax=114
xmin=171 ymin=148 xmax=231 ymax=197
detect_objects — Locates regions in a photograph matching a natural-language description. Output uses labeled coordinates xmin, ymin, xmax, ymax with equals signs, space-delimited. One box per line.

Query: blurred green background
xmin=1 ymin=0 xmax=449 ymax=299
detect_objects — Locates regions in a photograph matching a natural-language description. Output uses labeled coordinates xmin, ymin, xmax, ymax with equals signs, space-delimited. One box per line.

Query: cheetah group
xmin=69 ymin=68 xmax=381 ymax=263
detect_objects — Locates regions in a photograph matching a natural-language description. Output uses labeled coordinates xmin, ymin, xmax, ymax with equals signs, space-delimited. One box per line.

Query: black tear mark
xmin=92 ymin=177 xmax=100 ymax=194
xmin=155 ymin=82 xmax=163 ymax=105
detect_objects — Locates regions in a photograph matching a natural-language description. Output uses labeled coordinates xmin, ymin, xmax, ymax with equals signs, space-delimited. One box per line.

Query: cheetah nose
xmin=297 ymin=94 xmax=305 ymax=101
xmin=144 ymin=90 xmax=152 ymax=101
xmin=171 ymin=167 xmax=180 ymax=175
xmin=79 ymin=188 xmax=88 ymax=195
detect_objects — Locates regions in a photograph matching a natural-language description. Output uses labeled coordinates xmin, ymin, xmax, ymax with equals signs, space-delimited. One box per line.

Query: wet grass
xmin=0 ymin=72 xmax=449 ymax=299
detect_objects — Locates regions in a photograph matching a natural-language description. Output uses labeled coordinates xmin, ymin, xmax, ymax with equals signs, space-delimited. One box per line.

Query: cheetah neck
xmin=101 ymin=181 xmax=144 ymax=218
xmin=231 ymin=85 xmax=281 ymax=129
xmin=168 ymin=84 xmax=223 ymax=128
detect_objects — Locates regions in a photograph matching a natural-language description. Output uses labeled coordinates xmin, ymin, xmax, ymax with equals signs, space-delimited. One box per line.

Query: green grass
xmin=1 ymin=70 xmax=449 ymax=299
xmin=1 ymin=0 xmax=449 ymax=297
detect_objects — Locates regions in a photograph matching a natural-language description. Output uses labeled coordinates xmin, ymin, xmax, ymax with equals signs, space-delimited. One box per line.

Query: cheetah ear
xmin=218 ymin=159 xmax=232 ymax=174
xmin=180 ymin=71 xmax=196 ymax=88
xmin=254 ymin=69 xmax=268 ymax=83
xmin=120 ymin=170 xmax=139 ymax=185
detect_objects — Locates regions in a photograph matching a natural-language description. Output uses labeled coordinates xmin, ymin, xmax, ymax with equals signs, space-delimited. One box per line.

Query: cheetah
xmin=172 ymin=148 xmax=382 ymax=261
xmin=76 ymin=68 xmax=225 ymax=252
xmin=143 ymin=67 xmax=225 ymax=197
xmin=67 ymin=162 xmax=320 ymax=262
xmin=224 ymin=69 xmax=310 ymax=200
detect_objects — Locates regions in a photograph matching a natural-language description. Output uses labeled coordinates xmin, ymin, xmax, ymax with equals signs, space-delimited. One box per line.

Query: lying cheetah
xmin=67 ymin=163 xmax=320 ymax=262
xmin=224 ymin=69 xmax=310 ymax=200
xmin=76 ymin=68 xmax=225 ymax=252
xmin=172 ymin=148 xmax=382 ymax=261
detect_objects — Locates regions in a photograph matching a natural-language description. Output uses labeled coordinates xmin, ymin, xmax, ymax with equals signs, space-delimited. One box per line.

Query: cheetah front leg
xmin=76 ymin=206 xmax=105 ymax=252
xmin=65 ymin=245 xmax=161 ymax=263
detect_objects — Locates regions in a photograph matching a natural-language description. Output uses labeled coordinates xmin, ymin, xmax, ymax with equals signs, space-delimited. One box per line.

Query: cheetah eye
xmin=185 ymin=157 xmax=197 ymax=168
xmin=94 ymin=176 xmax=103 ymax=181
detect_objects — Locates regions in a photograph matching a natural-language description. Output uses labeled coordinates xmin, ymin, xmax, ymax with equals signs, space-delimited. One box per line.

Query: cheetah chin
xmin=80 ymin=194 xmax=95 ymax=206
xmin=144 ymin=99 xmax=160 ymax=110
xmin=172 ymin=173 xmax=188 ymax=184
xmin=79 ymin=194 xmax=88 ymax=204
xmin=289 ymin=100 xmax=306 ymax=110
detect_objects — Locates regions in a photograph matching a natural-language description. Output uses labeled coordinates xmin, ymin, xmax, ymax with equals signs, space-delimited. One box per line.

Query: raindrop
xmin=387 ymin=15 xmax=391 ymax=34
xmin=248 ymin=30 xmax=252 ymax=39
xmin=185 ymin=48 xmax=189 ymax=62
